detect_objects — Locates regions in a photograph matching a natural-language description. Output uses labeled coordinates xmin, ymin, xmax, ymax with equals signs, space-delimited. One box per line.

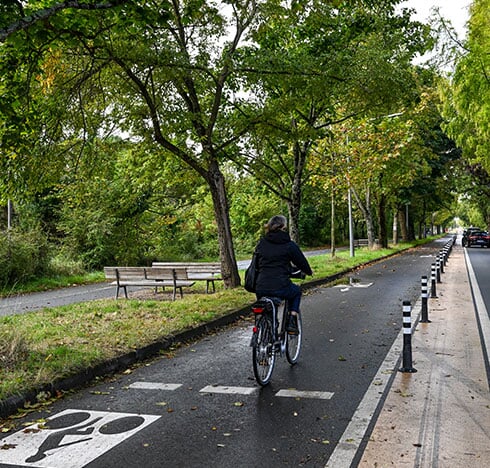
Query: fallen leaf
xmin=338 ymin=355 xmax=346 ymax=361
xmin=0 ymin=444 xmax=17 ymax=450
xmin=23 ymin=428 xmax=41 ymax=434
xmin=233 ymin=402 xmax=244 ymax=407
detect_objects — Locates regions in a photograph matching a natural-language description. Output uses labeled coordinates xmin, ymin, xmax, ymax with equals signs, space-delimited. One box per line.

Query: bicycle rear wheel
xmin=252 ymin=315 xmax=276 ymax=385
xmin=286 ymin=313 xmax=302 ymax=364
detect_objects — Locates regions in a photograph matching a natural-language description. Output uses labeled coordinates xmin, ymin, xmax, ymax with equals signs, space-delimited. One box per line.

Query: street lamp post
xmin=348 ymin=188 xmax=354 ymax=257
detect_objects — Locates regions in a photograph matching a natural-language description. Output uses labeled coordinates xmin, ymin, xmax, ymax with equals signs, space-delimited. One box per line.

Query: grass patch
xmin=0 ymin=238 xmax=440 ymax=404
xmin=0 ymin=271 xmax=105 ymax=297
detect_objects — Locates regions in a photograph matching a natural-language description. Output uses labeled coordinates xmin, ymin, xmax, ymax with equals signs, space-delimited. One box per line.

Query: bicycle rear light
xmin=252 ymin=306 xmax=264 ymax=314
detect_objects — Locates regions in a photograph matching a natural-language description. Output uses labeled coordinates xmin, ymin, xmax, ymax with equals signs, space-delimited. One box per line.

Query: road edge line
xmin=324 ymin=302 xmax=421 ymax=468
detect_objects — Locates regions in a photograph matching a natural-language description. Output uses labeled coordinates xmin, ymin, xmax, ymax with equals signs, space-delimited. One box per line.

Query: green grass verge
xmin=0 ymin=271 xmax=105 ymax=297
xmin=0 ymin=239 xmax=438 ymax=404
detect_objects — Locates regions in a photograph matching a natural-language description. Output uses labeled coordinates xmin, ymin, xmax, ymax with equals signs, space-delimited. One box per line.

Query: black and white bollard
xmin=399 ymin=300 xmax=417 ymax=373
xmin=436 ymin=255 xmax=441 ymax=283
xmin=439 ymin=252 xmax=444 ymax=274
xmin=420 ymin=276 xmax=430 ymax=323
xmin=430 ymin=263 xmax=438 ymax=298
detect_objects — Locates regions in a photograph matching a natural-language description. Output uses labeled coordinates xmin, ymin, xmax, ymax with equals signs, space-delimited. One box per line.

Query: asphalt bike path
xmin=2 ymin=237 xmax=488 ymax=467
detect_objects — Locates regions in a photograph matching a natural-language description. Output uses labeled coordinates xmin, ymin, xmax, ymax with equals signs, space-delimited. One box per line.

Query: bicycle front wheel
xmin=286 ymin=313 xmax=302 ymax=365
xmin=252 ymin=315 xmax=276 ymax=386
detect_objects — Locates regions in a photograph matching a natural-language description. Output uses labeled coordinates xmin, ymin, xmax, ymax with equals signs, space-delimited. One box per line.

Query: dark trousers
xmin=256 ymin=283 xmax=302 ymax=313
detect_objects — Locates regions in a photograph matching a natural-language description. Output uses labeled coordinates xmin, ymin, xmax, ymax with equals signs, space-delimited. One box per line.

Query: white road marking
xmin=325 ymin=300 xmax=412 ymax=468
xmin=275 ymin=389 xmax=334 ymax=400
xmin=465 ymin=251 xmax=490 ymax=358
xmin=200 ymin=385 xmax=258 ymax=395
xmin=0 ymin=409 xmax=159 ymax=468
xmin=128 ymin=382 xmax=182 ymax=391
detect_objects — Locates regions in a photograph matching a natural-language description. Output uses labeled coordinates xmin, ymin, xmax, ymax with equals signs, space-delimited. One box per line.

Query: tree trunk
xmin=330 ymin=189 xmax=336 ymax=257
xmin=398 ymin=209 xmax=408 ymax=241
xmin=377 ymin=193 xmax=388 ymax=248
xmin=392 ymin=211 xmax=398 ymax=244
xmin=351 ymin=185 xmax=376 ymax=248
xmin=206 ymin=161 xmax=240 ymax=288
xmin=288 ymin=141 xmax=307 ymax=244
xmin=288 ymin=191 xmax=301 ymax=244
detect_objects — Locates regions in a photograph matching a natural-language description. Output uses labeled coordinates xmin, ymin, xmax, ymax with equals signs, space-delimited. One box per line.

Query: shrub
xmin=0 ymin=228 xmax=50 ymax=287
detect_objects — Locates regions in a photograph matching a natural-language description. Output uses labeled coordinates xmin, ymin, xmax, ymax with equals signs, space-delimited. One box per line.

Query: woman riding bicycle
xmin=254 ymin=215 xmax=312 ymax=334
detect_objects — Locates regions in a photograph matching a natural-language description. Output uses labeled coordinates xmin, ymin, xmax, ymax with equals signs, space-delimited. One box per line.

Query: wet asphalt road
xmin=0 ymin=239 xmax=452 ymax=468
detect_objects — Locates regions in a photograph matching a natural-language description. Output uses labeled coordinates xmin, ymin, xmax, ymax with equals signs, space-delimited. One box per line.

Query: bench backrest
xmin=145 ymin=267 xmax=188 ymax=281
xmin=104 ymin=266 xmax=147 ymax=281
xmin=152 ymin=262 xmax=221 ymax=277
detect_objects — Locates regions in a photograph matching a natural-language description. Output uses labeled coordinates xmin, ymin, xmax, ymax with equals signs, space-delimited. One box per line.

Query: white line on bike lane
xmin=324 ymin=302 xmax=409 ymax=468
xmin=200 ymin=385 xmax=259 ymax=395
xmin=128 ymin=382 xmax=183 ymax=391
xmin=127 ymin=382 xmax=336 ymax=399
xmin=275 ymin=389 xmax=334 ymax=400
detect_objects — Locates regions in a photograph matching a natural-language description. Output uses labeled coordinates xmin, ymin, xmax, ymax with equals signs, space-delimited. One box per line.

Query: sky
xmin=400 ymin=0 xmax=472 ymax=39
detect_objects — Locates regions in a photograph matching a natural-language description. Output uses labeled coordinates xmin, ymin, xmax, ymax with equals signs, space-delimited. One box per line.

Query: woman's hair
xmin=265 ymin=215 xmax=287 ymax=233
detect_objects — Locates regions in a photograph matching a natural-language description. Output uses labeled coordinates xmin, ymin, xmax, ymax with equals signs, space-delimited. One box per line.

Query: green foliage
xmin=0 ymin=227 xmax=50 ymax=287
xmin=441 ymin=0 xmax=490 ymax=172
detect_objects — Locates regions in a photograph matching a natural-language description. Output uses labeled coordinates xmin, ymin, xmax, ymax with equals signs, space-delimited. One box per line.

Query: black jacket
xmin=254 ymin=230 xmax=312 ymax=291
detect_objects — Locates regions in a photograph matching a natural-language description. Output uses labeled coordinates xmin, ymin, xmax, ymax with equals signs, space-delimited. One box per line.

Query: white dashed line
xmin=128 ymin=382 xmax=336 ymax=400
xmin=275 ymin=389 xmax=334 ymax=400
xmin=128 ymin=382 xmax=182 ymax=391
xmin=200 ymin=385 xmax=258 ymax=395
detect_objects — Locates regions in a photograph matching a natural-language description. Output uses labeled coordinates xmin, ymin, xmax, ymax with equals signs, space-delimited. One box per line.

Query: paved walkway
xmin=359 ymin=243 xmax=490 ymax=467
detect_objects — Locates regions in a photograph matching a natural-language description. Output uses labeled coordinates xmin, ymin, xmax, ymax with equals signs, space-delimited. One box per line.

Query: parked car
xmin=462 ymin=227 xmax=482 ymax=247
xmin=467 ymin=231 xmax=490 ymax=248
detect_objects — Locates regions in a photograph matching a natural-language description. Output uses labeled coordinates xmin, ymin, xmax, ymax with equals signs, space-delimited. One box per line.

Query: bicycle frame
xmin=250 ymin=296 xmax=302 ymax=385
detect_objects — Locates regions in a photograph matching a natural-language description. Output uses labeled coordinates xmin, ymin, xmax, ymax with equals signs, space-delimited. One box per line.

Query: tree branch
xmin=0 ymin=0 xmax=130 ymax=42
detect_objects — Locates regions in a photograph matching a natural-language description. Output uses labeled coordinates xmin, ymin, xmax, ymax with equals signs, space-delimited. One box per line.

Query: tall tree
xmin=0 ymin=0 xmax=272 ymax=287
xmin=232 ymin=0 xmax=431 ymax=243
xmin=441 ymin=0 xmax=490 ymax=172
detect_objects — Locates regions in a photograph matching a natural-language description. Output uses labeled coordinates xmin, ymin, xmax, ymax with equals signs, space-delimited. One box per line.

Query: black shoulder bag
xmin=244 ymin=248 xmax=259 ymax=293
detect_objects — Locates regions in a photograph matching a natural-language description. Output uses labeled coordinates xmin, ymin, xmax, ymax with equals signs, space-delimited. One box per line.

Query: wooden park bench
xmin=152 ymin=262 xmax=222 ymax=293
xmin=103 ymin=266 xmax=195 ymax=300
xmin=353 ymin=239 xmax=369 ymax=248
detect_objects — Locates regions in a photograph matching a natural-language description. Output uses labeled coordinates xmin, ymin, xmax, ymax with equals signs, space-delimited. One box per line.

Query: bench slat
xmin=151 ymin=262 xmax=222 ymax=293
xmin=104 ymin=266 xmax=194 ymax=300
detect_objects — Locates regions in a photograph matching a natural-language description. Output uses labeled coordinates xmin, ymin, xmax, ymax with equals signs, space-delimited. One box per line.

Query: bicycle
xmin=250 ymin=296 xmax=302 ymax=386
